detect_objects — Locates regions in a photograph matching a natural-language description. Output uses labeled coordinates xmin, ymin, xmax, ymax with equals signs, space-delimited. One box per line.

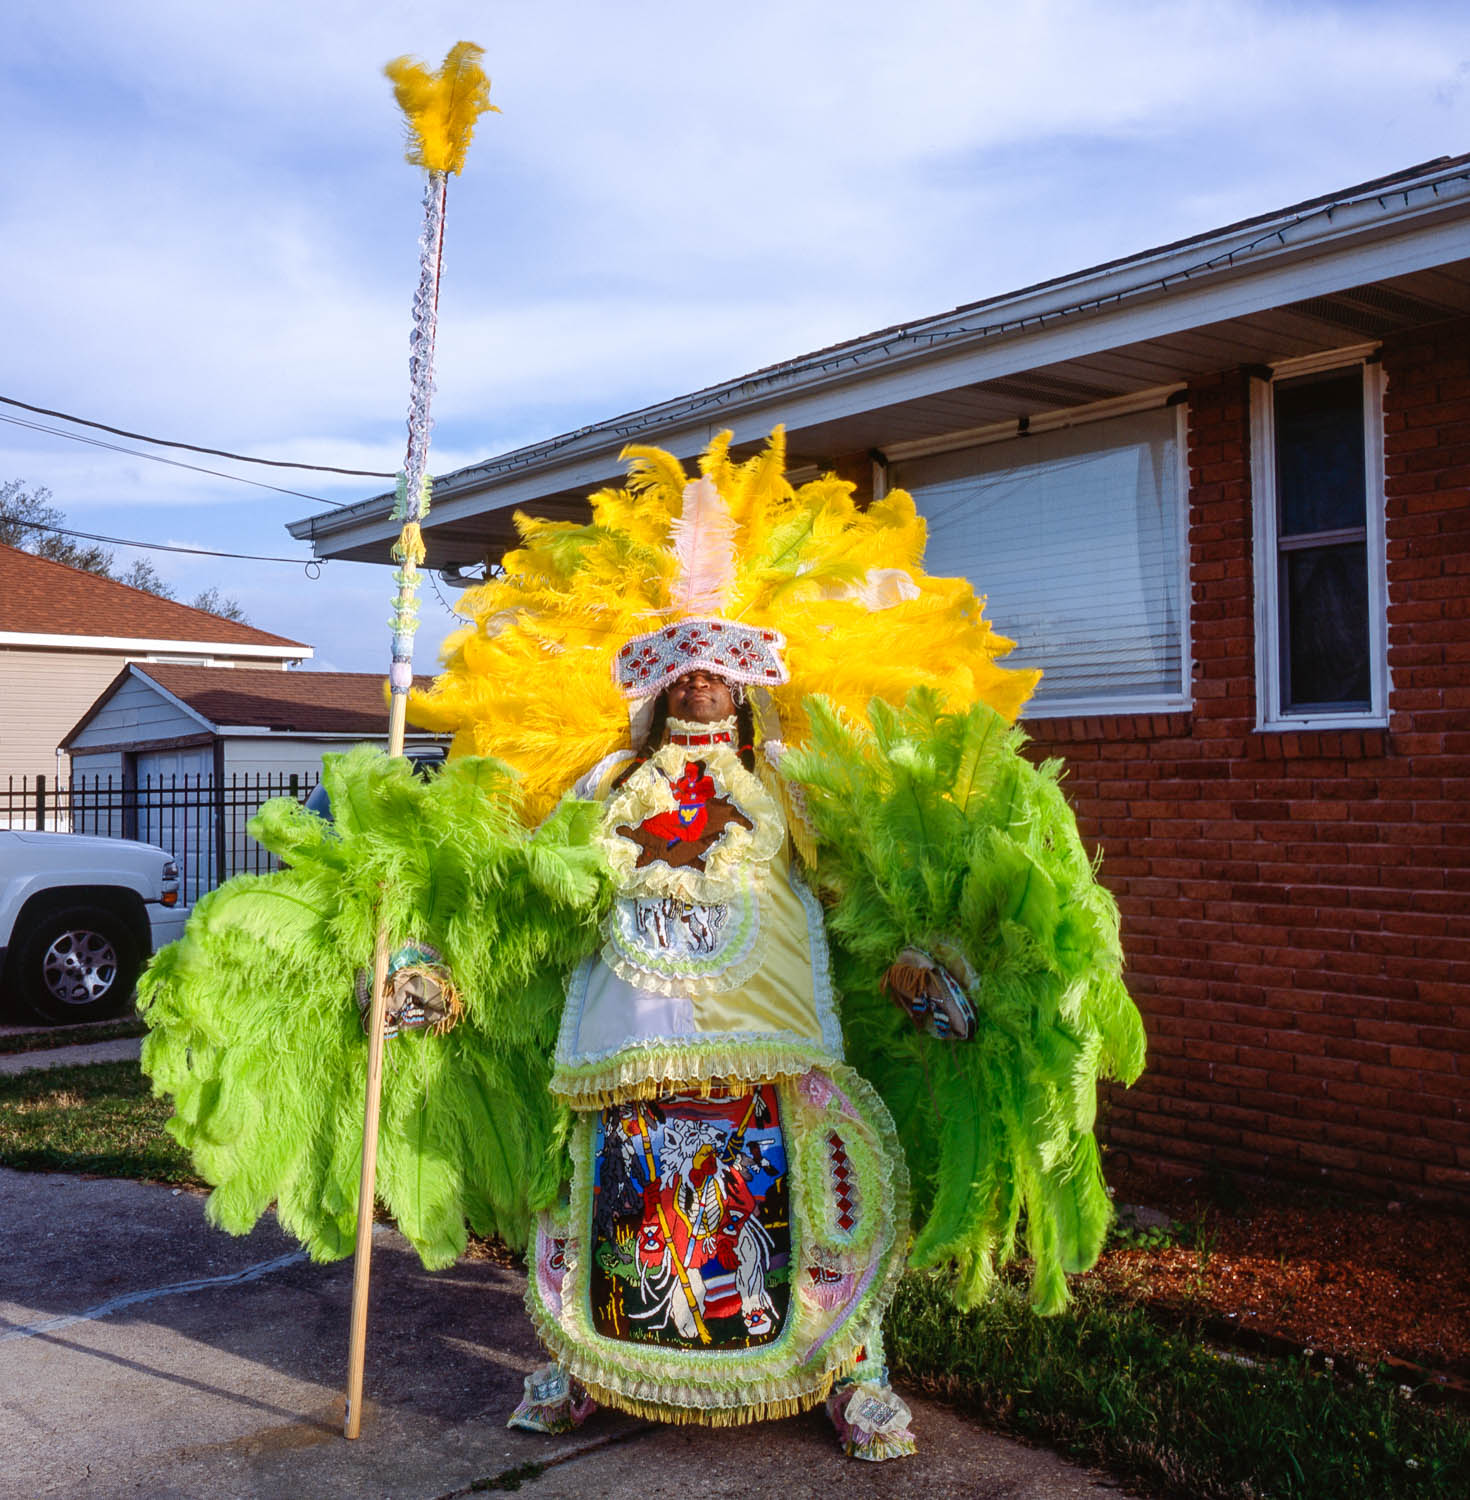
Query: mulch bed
xmin=1095 ymin=1159 xmax=1470 ymax=1388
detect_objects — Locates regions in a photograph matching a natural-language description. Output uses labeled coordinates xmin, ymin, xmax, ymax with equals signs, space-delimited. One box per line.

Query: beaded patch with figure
xmin=599 ymin=742 xmax=784 ymax=908
xmin=616 ymin=758 xmax=754 ymax=872
xmin=589 ymin=1085 xmax=790 ymax=1349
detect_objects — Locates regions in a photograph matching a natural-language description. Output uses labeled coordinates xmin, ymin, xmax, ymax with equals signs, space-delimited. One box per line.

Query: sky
xmin=3 ymin=0 xmax=1467 ymax=672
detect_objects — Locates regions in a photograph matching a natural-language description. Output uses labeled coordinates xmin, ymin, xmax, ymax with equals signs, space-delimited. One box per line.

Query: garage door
xmin=136 ymin=748 xmax=213 ymax=903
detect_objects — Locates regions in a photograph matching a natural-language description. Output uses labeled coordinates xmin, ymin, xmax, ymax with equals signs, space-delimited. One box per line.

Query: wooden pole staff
xmin=344 ymin=45 xmax=495 ymax=1440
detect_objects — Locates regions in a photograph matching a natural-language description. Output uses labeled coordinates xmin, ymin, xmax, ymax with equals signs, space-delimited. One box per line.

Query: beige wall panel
xmin=0 ymin=648 xmax=131 ymax=783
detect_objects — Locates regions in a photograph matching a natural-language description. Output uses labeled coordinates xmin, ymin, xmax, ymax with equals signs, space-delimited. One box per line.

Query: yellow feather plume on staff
xmin=385 ymin=41 xmax=498 ymax=175
xmin=408 ymin=429 xmax=1041 ymax=823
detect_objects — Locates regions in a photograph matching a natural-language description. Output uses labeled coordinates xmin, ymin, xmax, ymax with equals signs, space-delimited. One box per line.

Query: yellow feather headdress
xmin=407 ymin=429 xmax=1039 ymax=821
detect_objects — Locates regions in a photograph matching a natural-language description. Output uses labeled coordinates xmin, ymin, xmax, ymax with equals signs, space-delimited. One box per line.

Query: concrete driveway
xmin=0 ymin=1167 xmax=1134 ymax=1499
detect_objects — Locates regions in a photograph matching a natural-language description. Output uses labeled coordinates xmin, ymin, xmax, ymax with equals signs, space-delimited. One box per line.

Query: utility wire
xmin=0 ymin=411 xmax=349 ymax=507
xmin=0 ymin=394 xmax=396 ymax=478
xmin=12 ymin=516 xmax=321 ymax=569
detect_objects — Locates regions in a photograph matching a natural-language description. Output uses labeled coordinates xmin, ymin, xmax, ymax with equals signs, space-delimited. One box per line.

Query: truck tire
xmin=9 ymin=904 xmax=142 ymax=1026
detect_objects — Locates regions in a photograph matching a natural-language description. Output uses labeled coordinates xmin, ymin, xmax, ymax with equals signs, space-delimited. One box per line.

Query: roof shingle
xmin=128 ymin=663 xmax=432 ymax=735
xmin=0 ymin=544 xmax=308 ymax=648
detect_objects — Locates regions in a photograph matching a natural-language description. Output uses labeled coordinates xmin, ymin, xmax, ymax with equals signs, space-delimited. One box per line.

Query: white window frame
xmin=1249 ymin=349 xmax=1389 ymax=731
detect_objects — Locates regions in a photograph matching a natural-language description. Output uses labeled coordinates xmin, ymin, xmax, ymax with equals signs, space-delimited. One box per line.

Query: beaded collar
xmin=664 ymin=714 xmax=737 ymax=748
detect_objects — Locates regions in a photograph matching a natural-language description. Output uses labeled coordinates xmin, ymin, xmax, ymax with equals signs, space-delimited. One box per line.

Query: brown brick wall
xmin=1025 ymin=318 xmax=1470 ymax=1204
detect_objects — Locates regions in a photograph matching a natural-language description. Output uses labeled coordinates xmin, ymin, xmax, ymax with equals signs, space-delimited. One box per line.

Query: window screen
xmin=1273 ymin=370 xmax=1370 ymax=713
xmin=891 ymin=405 xmax=1185 ymax=710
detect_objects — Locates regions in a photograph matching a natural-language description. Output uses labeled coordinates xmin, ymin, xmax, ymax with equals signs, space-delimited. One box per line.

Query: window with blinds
xmin=890 ymin=404 xmax=1188 ymax=714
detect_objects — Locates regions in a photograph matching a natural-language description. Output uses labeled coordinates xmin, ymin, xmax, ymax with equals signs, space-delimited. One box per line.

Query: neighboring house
xmin=289 ymin=155 xmax=1470 ymax=1205
xmin=0 ymin=543 xmax=311 ymax=787
xmin=62 ymin=664 xmax=444 ymax=901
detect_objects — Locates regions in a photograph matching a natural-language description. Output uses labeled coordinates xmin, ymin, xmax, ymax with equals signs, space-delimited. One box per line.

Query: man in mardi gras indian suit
xmin=138 ymin=438 xmax=1144 ymax=1464
xmin=511 ymin=654 xmax=939 ymax=1458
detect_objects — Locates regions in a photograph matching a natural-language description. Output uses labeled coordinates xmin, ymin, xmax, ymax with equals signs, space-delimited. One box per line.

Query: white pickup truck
xmin=0 ymin=831 xmax=186 ymax=1026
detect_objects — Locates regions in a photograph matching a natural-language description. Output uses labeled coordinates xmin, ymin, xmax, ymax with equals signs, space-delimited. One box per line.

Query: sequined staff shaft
xmin=346 ymin=43 xmax=495 ymax=1442
xmin=382 ymin=165 xmax=446 ymax=754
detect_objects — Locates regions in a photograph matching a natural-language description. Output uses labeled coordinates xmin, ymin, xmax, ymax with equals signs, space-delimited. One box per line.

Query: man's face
xmin=665 ymin=669 xmax=737 ymax=725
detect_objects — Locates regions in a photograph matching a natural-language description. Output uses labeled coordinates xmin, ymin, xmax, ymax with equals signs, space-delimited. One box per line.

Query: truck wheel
xmin=10 ymin=905 xmax=142 ymax=1026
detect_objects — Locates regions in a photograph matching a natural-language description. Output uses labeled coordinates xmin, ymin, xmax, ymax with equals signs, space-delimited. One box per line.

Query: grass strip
xmin=885 ymin=1274 xmax=1470 ymax=1500
xmin=0 ymin=1059 xmax=200 ymax=1185
xmin=0 ymin=1016 xmax=146 ymax=1054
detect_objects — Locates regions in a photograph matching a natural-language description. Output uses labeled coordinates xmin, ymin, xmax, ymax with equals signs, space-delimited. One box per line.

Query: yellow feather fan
xmin=384 ymin=42 xmax=498 ymax=175
xmin=408 ymin=430 xmax=1039 ymax=821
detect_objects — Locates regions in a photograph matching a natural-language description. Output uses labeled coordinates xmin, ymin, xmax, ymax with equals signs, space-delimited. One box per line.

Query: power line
xmin=0 ymin=394 xmax=396 ymax=478
xmin=0 ymin=411 xmax=349 ymax=507
xmin=12 ymin=516 xmax=322 ymax=570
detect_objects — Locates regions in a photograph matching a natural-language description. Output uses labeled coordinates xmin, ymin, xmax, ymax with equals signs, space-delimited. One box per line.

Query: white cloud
xmin=3 ymin=0 xmax=1468 ymax=670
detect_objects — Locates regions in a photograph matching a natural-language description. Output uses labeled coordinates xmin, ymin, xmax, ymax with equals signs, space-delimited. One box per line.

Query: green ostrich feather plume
xmin=139 ymin=748 xmax=611 ymax=1267
xmin=783 ymin=689 xmax=1146 ymax=1313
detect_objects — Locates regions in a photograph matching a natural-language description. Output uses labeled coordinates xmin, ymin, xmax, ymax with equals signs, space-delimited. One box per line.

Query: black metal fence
xmin=2 ymin=772 xmax=320 ymax=906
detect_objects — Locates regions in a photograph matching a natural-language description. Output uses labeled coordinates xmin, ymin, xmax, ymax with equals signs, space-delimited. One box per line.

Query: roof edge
xmin=290 ymin=151 xmax=1470 ymax=551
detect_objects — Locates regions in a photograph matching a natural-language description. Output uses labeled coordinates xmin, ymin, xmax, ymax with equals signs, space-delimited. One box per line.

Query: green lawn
xmin=0 ymin=1016 xmax=146 ymax=1055
xmin=0 ymin=1058 xmax=199 ymax=1184
xmin=887 ymin=1273 xmax=1470 ymax=1500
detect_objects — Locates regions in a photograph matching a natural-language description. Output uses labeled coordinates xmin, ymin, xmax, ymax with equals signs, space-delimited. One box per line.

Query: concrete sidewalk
xmin=0 ymin=1168 xmax=1134 ymax=1499
xmin=0 ymin=1037 xmax=142 ymax=1075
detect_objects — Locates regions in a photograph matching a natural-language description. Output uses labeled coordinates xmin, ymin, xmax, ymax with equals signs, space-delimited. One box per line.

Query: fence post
xmin=34 ymin=773 xmax=45 ymax=831
xmin=213 ymin=745 xmax=227 ymax=891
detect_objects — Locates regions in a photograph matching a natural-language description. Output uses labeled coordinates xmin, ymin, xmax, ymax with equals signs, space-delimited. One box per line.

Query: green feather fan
xmin=783 ymin=689 xmax=1146 ymax=1314
xmin=139 ymin=747 xmax=611 ymax=1267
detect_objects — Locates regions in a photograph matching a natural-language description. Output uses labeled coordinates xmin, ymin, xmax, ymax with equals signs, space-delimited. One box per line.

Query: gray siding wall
xmin=69 ymin=750 xmax=126 ymax=784
xmin=222 ymin=735 xmax=445 ymax=778
xmin=223 ymin=737 xmax=352 ymax=779
xmin=67 ymin=672 xmax=205 ymax=751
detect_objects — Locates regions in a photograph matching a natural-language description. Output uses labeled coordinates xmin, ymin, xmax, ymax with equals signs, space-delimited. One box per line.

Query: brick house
xmin=0 ymin=544 xmax=310 ymax=787
xmin=290 ymin=156 xmax=1470 ymax=1203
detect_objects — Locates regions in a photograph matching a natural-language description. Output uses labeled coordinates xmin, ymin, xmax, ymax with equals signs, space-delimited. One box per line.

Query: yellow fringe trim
xmin=393 ymin=521 xmax=427 ymax=566
xmin=525 ymin=1266 xmax=864 ymax=1427
xmin=575 ymin=1362 xmax=852 ymax=1427
xmin=550 ymin=1041 xmax=833 ymax=1109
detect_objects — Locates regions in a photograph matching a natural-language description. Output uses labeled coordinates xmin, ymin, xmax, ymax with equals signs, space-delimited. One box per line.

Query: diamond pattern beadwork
xmin=827 ymin=1130 xmax=859 ymax=1234
xmin=614 ymin=617 xmax=789 ymax=700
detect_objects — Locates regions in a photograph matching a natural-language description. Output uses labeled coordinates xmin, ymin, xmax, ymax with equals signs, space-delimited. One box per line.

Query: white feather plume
xmin=669 ymin=475 xmax=737 ymax=616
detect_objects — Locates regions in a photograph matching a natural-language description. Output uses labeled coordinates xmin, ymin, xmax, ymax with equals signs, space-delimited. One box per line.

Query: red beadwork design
xmin=666 ymin=730 xmax=733 ymax=747
xmin=612 ymin=616 xmax=789 ymax=699
xmin=827 ymin=1130 xmax=859 ymax=1235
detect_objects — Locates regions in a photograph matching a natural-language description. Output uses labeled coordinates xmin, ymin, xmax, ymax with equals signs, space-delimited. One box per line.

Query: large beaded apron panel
xmin=591 ymin=1083 xmax=789 ymax=1348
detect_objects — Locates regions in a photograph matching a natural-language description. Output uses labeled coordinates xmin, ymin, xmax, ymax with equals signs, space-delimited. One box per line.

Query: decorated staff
xmin=345 ymin=41 xmax=497 ymax=1441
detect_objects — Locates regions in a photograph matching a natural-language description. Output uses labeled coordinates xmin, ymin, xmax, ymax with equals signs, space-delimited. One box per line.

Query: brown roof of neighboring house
xmin=0 ymin=544 xmax=308 ymax=648
xmin=133 ymin=664 xmax=433 ymax=735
